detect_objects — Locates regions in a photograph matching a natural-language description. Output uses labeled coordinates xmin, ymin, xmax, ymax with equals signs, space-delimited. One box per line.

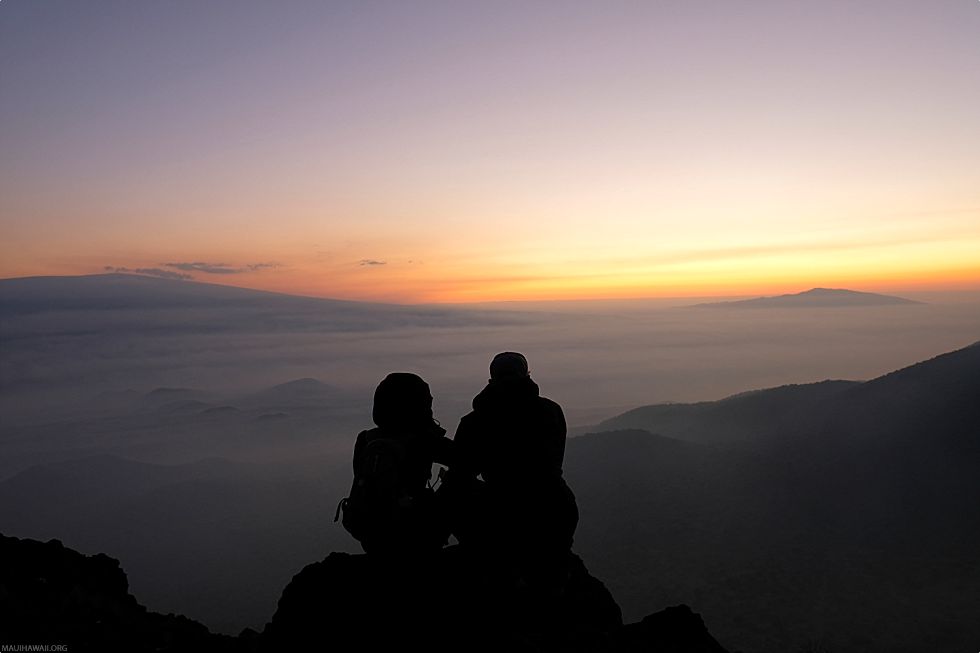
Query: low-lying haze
xmin=3 ymin=275 xmax=978 ymax=435
xmin=2 ymin=274 xmax=979 ymax=649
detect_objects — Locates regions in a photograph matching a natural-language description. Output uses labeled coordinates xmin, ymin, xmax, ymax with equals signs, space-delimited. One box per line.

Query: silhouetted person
xmin=336 ymin=372 xmax=453 ymax=556
xmin=449 ymin=352 xmax=578 ymax=592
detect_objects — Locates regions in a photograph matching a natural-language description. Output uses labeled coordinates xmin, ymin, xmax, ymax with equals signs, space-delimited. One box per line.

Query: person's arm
xmin=431 ymin=434 xmax=455 ymax=468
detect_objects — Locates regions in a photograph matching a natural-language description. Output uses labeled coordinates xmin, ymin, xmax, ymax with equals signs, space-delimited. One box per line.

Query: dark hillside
xmin=570 ymin=342 xmax=980 ymax=650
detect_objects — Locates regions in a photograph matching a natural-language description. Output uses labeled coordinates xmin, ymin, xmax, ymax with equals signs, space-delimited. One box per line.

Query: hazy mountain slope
xmin=592 ymin=341 xmax=980 ymax=450
xmin=569 ymin=342 xmax=980 ymax=652
xmin=590 ymin=380 xmax=859 ymax=444
xmin=822 ymin=340 xmax=980 ymax=448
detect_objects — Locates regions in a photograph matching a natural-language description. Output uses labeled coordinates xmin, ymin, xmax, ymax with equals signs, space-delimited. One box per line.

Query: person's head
xmin=372 ymin=372 xmax=434 ymax=429
xmin=489 ymin=352 xmax=530 ymax=382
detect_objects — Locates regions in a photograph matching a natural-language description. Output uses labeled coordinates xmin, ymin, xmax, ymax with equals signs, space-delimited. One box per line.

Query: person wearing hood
xmin=338 ymin=372 xmax=454 ymax=555
xmin=449 ymin=352 xmax=578 ymax=590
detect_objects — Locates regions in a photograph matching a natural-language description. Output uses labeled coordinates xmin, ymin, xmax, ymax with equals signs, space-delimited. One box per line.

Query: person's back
xmin=450 ymin=352 xmax=578 ymax=589
xmin=455 ymin=372 xmax=566 ymax=494
xmin=338 ymin=372 xmax=452 ymax=556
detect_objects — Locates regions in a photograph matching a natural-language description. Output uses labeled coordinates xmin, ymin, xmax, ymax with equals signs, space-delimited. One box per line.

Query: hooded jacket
xmin=354 ymin=372 xmax=453 ymax=496
xmin=453 ymin=376 xmax=567 ymax=494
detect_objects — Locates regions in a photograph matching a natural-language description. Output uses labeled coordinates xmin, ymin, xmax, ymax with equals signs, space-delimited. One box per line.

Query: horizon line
xmin=2 ymin=271 xmax=979 ymax=306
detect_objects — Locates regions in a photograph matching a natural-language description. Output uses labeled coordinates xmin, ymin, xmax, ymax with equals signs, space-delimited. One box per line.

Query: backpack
xmin=334 ymin=435 xmax=414 ymax=544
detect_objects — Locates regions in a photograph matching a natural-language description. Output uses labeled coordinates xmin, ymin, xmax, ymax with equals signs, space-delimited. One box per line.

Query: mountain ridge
xmin=0 ymin=273 xmax=385 ymax=314
xmin=693 ymin=287 xmax=921 ymax=308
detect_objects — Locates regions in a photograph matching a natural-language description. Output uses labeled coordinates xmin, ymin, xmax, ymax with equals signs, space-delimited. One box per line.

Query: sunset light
xmin=2 ymin=1 xmax=978 ymax=302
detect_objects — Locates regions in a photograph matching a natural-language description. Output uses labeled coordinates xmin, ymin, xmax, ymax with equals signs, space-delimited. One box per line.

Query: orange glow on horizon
xmin=4 ymin=258 xmax=975 ymax=305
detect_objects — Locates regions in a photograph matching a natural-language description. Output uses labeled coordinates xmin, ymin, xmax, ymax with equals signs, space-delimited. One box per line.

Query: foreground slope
xmin=570 ymin=342 xmax=980 ymax=653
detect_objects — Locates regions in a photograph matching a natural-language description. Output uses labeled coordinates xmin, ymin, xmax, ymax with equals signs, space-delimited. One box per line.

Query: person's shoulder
xmin=455 ymin=410 xmax=491 ymax=443
xmin=536 ymin=396 xmax=564 ymax=413
xmin=356 ymin=427 xmax=382 ymax=443
xmin=535 ymin=396 xmax=566 ymax=429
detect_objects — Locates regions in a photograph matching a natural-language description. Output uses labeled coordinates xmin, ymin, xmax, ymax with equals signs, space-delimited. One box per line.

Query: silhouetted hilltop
xmin=0 ymin=534 xmax=235 ymax=652
xmin=244 ymin=377 xmax=340 ymax=408
xmin=693 ymin=287 xmax=920 ymax=308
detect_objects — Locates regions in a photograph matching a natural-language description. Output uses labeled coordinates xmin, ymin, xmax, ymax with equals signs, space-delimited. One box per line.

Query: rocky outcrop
xmin=263 ymin=547 xmax=621 ymax=651
xmin=262 ymin=546 xmax=727 ymax=652
xmin=1 ymin=533 xmax=728 ymax=652
xmin=0 ymin=534 xmax=234 ymax=652
xmin=614 ymin=605 xmax=729 ymax=652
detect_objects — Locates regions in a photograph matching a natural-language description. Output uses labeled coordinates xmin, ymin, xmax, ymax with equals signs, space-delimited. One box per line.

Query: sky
xmin=1 ymin=0 xmax=979 ymax=303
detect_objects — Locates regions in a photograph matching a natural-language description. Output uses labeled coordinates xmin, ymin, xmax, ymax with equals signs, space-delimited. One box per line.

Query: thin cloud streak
xmin=246 ymin=262 xmax=280 ymax=272
xmin=165 ymin=262 xmax=240 ymax=274
xmin=164 ymin=262 xmax=280 ymax=274
xmin=104 ymin=266 xmax=192 ymax=281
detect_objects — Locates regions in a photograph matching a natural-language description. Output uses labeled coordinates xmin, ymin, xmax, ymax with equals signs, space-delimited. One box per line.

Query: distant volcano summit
xmin=693 ymin=287 xmax=921 ymax=308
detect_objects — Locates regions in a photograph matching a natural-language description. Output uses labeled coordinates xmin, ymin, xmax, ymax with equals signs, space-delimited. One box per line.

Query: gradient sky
xmin=1 ymin=0 xmax=979 ymax=302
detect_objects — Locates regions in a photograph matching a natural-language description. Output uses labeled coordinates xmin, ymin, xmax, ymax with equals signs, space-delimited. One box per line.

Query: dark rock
xmin=262 ymin=546 xmax=727 ymax=652
xmin=262 ymin=546 xmax=624 ymax=652
xmin=0 ymin=533 xmax=236 ymax=652
xmin=614 ymin=604 xmax=729 ymax=652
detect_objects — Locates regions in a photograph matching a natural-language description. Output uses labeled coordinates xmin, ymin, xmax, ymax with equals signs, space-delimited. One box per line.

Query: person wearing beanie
xmin=338 ymin=372 xmax=454 ymax=555
xmin=448 ymin=352 xmax=578 ymax=592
